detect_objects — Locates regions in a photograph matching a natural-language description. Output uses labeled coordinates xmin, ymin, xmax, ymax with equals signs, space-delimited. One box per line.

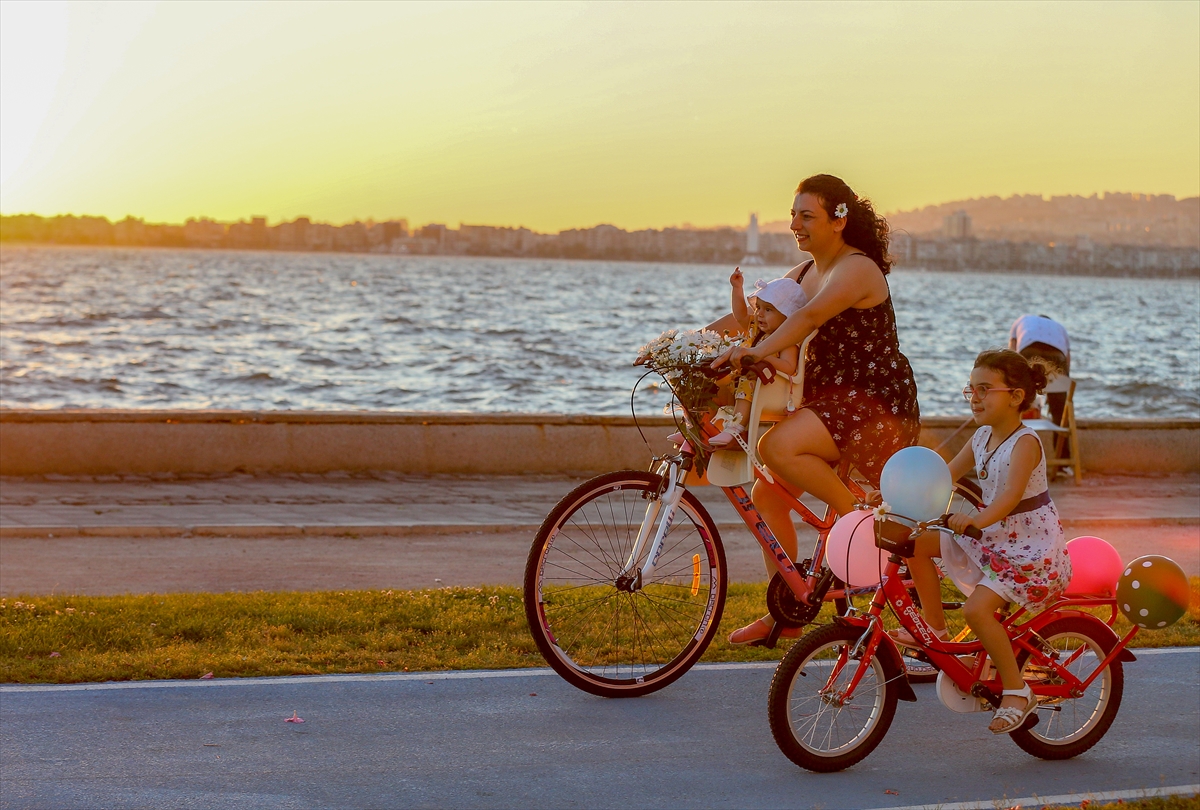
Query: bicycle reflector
xmin=1116 ymin=555 xmax=1189 ymax=629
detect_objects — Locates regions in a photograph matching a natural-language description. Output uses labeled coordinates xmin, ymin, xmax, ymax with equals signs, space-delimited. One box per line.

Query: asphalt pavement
xmin=2 ymin=650 xmax=1197 ymax=810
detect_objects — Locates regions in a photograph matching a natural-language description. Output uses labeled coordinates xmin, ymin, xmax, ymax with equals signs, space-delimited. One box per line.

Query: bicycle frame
xmin=621 ymin=431 xmax=865 ymax=609
xmin=836 ymin=548 xmax=1139 ymax=708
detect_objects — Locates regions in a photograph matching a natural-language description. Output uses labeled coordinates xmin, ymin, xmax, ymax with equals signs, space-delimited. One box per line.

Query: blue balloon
xmin=879 ymin=446 xmax=953 ymax=522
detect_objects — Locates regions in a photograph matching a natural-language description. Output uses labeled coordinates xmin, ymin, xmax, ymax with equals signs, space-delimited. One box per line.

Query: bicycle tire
xmin=523 ymin=470 xmax=727 ymax=698
xmin=768 ymin=623 xmax=900 ymax=772
xmin=1009 ymin=616 xmax=1124 ymax=760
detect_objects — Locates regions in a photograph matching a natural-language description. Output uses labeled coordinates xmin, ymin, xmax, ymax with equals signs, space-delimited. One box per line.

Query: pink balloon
xmin=826 ymin=511 xmax=887 ymax=587
xmin=1064 ymin=536 xmax=1124 ymax=597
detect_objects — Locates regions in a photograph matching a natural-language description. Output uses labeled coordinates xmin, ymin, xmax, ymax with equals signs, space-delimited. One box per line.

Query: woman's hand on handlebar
xmin=714 ymin=344 xmax=758 ymax=370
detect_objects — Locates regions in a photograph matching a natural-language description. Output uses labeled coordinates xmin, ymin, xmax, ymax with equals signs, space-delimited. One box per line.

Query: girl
xmin=709 ymin=270 xmax=805 ymax=447
xmin=896 ymin=349 xmax=1072 ymax=734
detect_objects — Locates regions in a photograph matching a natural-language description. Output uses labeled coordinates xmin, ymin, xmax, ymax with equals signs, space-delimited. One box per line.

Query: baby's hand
xmin=729 ymin=266 xmax=743 ymax=289
xmin=946 ymin=513 xmax=976 ymax=534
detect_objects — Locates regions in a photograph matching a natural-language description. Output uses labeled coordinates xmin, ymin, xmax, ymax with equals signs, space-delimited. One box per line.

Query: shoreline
xmin=4 ymin=241 xmax=1198 ymax=279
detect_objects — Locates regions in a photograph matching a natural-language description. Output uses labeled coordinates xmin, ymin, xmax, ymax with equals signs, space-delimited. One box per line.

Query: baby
xmin=710 ymin=269 xmax=807 ymax=448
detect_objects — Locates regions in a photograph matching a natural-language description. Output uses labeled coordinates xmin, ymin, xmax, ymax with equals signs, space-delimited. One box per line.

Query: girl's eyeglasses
xmin=962 ymin=385 xmax=1014 ymax=402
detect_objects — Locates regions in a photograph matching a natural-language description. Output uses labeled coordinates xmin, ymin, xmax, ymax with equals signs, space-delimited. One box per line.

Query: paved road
xmin=2 ymin=650 xmax=1196 ymax=809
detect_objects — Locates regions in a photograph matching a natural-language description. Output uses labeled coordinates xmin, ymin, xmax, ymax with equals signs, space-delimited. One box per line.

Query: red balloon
xmin=1064 ymin=536 xmax=1124 ymax=597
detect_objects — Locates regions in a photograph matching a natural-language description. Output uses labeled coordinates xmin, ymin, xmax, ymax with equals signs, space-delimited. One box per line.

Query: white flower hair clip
xmin=834 ymin=203 xmax=849 ymax=219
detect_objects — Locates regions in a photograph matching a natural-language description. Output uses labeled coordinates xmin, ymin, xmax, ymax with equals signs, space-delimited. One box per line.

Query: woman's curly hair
xmin=796 ymin=174 xmax=892 ymax=274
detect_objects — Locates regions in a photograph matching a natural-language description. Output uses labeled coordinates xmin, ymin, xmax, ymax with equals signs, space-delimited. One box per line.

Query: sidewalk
xmin=2 ymin=472 xmax=1197 ymax=595
xmin=4 ymin=472 xmax=1197 ymax=534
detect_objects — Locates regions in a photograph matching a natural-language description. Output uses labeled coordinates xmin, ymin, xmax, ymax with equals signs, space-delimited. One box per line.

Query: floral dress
xmin=798 ymin=261 xmax=921 ymax=486
xmin=939 ymin=426 xmax=1072 ymax=609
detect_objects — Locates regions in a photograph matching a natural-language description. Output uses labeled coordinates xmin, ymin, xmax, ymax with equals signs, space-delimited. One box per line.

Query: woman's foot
xmin=887 ymin=625 xmax=948 ymax=647
xmin=727 ymin=618 xmax=801 ymax=646
xmin=989 ymin=683 xmax=1037 ymax=734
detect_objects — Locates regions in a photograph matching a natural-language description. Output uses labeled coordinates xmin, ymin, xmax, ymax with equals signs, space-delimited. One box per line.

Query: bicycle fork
xmin=615 ymin=458 xmax=686 ymax=590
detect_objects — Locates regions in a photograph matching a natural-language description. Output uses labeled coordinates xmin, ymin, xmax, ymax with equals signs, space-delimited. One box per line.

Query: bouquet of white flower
xmin=636 ymin=329 xmax=741 ymax=418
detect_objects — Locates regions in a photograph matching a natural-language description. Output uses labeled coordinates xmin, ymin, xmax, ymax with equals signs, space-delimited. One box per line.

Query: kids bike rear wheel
xmin=1009 ymin=616 xmax=1124 ymax=760
xmin=523 ymin=470 xmax=727 ymax=698
xmin=768 ymin=623 xmax=900 ymax=772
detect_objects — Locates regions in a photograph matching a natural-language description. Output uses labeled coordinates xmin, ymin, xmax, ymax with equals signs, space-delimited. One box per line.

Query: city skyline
xmin=1 ymin=2 xmax=1197 ymax=233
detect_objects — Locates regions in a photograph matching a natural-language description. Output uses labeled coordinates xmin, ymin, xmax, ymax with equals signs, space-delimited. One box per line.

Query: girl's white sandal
xmin=990 ymin=683 xmax=1037 ymax=734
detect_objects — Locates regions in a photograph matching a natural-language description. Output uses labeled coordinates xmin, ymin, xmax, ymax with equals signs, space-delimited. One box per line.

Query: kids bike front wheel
xmin=1009 ymin=616 xmax=1124 ymax=760
xmin=523 ymin=470 xmax=728 ymax=698
xmin=768 ymin=623 xmax=901 ymax=772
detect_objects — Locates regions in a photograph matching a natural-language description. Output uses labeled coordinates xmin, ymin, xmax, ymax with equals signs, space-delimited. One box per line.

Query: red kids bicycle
xmin=523 ymin=354 xmax=982 ymax=698
xmin=768 ymin=514 xmax=1138 ymax=772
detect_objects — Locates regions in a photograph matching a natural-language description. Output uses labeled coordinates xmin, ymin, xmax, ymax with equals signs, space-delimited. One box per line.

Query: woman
xmin=711 ymin=174 xmax=921 ymax=645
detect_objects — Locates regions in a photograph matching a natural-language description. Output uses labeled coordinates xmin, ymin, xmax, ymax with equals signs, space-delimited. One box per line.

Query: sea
xmin=1 ymin=245 xmax=1197 ymax=420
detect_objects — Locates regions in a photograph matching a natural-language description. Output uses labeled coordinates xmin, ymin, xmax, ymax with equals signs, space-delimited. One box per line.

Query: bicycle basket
xmin=875 ymin=517 xmax=916 ymax=558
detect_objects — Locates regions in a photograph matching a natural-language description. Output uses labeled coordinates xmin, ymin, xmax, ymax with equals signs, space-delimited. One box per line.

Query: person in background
xmin=1008 ymin=314 xmax=1070 ymax=426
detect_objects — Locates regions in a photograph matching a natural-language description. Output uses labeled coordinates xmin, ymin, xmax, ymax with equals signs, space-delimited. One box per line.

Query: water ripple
xmin=1 ymin=246 xmax=1197 ymax=418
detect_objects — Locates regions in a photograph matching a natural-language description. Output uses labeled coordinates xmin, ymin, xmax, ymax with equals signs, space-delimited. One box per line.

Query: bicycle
xmin=768 ymin=514 xmax=1138 ymax=772
xmin=523 ymin=356 xmax=984 ymax=697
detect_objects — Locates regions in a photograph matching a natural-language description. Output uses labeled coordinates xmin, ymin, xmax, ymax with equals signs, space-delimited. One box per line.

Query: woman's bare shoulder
xmin=835 ymin=253 xmax=889 ymax=303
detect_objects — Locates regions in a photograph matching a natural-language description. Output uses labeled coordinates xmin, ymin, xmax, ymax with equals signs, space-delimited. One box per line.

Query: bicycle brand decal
xmin=902 ymin=604 xmax=935 ymax=645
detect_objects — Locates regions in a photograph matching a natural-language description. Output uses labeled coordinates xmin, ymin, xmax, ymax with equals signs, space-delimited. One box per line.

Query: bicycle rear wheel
xmin=1010 ymin=616 xmax=1124 ymax=760
xmin=524 ymin=470 xmax=727 ymax=698
xmin=769 ymin=623 xmax=900 ymax=772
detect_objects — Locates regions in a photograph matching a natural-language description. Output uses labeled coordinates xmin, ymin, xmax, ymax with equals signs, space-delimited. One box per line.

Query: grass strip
xmin=2 ymin=578 xmax=1196 ymax=684
xmin=1042 ymin=798 xmax=1199 ymax=810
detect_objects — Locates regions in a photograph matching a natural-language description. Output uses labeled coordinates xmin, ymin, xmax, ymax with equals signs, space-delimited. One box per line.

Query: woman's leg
xmin=751 ymin=478 xmax=799 ymax=575
xmin=728 ymin=462 xmax=808 ymax=643
xmin=758 ymin=409 xmax=857 ymax=517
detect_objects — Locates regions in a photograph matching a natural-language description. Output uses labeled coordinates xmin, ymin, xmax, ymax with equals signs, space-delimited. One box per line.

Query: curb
xmin=2 ymin=516 xmax=1196 ymax=538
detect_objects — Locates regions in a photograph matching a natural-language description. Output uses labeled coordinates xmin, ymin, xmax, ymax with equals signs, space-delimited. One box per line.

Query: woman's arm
xmin=728 ymin=256 xmax=883 ymax=364
xmin=949 ymin=435 xmax=1042 ymax=531
xmin=704 ymin=312 xmax=741 ymax=334
xmin=705 ymin=261 xmax=809 ymax=334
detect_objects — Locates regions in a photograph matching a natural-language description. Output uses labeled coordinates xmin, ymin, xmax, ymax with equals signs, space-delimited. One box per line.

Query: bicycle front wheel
xmin=523 ymin=470 xmax=728 ymax=698
xmin=768 ymin=623 xmax=900 ymax=772
xmin=1010 ymin=616 xmax=1124 ymax=760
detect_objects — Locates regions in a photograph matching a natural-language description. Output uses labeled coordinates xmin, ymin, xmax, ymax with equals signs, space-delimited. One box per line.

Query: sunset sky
xmin=2 ymin=1 xmax=1197 ymax=232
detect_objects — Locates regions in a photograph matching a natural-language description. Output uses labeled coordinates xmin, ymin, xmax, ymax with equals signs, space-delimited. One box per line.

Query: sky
xmin=1 ymin=0 xmax=1198 ymax=233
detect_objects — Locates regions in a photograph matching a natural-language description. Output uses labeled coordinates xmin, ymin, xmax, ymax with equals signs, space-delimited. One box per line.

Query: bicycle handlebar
xmin=931 ymin=515 xmax=983 ymax=541
xmin=704 ymin=358 xmax=777 ymax=385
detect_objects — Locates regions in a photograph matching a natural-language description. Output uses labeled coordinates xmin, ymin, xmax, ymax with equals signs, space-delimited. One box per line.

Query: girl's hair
xmin=974 ymin=349 xmax=1054 ymax=411
xmin=796 ymin=174 xmax=892 ymax=274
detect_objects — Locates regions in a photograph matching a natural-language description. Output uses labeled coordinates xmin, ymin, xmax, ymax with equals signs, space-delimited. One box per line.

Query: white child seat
xmin=706 ymin=331 xmax=817 ymax=487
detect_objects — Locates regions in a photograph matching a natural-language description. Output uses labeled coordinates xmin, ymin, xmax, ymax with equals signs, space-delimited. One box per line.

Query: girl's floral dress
xmin=939 ymin=425 xmax=1072 ymax=609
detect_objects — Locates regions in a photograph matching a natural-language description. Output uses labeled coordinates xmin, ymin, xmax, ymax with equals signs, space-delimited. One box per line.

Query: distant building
xmin=944 ymin=210 xmax=972 ymax=240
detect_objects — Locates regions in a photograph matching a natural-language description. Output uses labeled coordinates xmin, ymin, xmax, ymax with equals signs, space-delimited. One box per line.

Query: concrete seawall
xmin=1 ymin=410 xmax=1196 ymax=476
